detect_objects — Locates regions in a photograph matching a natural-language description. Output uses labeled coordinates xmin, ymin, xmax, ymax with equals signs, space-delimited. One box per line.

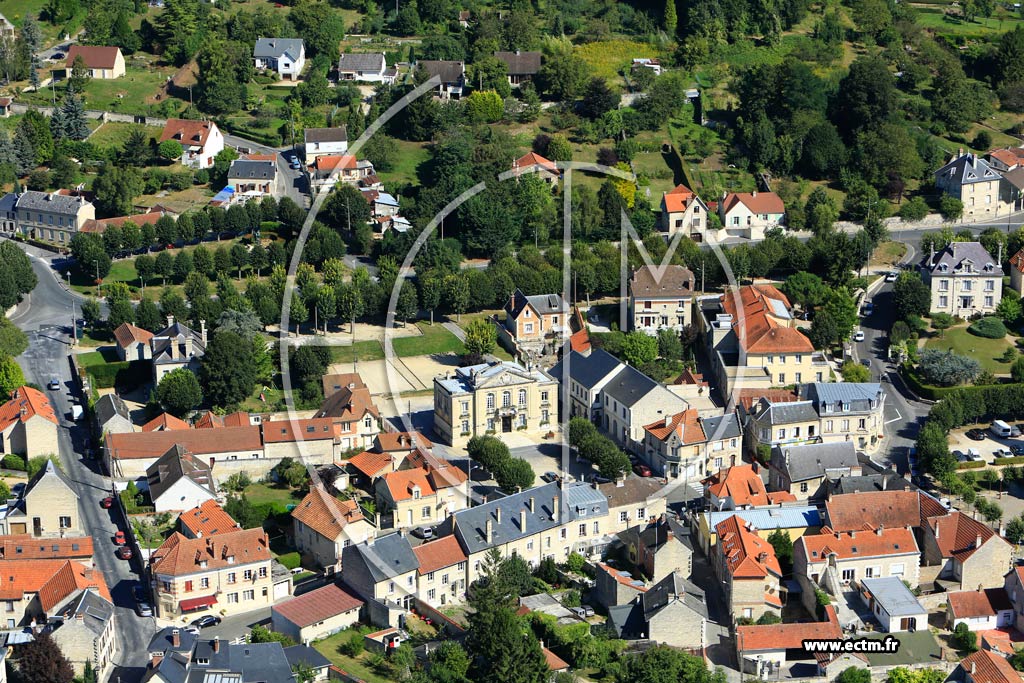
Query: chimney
xmin=76 ymin=612 xmax=84 ymax=621
xmin=976 ymin=534 xmax=982 ymax=548
xmin=552 ymin=495 xmax=559 ymax=522
xmin=850 ymin=530 xmax=856 ymax=538
xmin=520 ymin=509 xmax=526 ymax=531
xmin=529 ymin=497 xmax=534 ymax=513
xmin=752 ymin=190 xmax=757 ymax=197
xmin=971 ymin=662 xmax=976 ymax=675
xmin=875 ymin=526 xmax=883 ymax=536
xmin=200 ymin=320 xmax=207 ymax=346
xmin=935 ymin=524 xmax=939 ymax=539
xmin=184 ymin=332 xmax=193 ymax=358
xmin=167 ymin=315 xmax=174 ymax=328
xmin=213 ymin=637 xmax=220 ymax=653
xmin=496 ymin=506 xmax=501 ymax=525
xmin=486 ymin=519 xmax=493 ymax=543
xmin=882 ymin=477 xmax=887 ymax=491
xmin=172 ymin=629 xmax=180 ymax=647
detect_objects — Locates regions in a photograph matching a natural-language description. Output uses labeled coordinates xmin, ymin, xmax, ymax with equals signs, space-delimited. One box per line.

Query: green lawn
xmin=575 ymin=39 xmax=655 ymax=83
xmin=862 ymin=631 xmax=942 ymax=667
xmin=912 ymin=5 xmax=1024 ymax=37
xmin=379 ymin=140 xmax=429 ymax=186
xmin=329 ymin=339 xmax=386 ymax=364
xmin=924 ymin=325 xmax=1017 ymax=374
xmin=391 ymin=322 xmax=464 ymax=357
xmin=87 ymin=122 xmax=162 ymax=150
xmin=313 ymin=631 xmax=395 ymax=683
xmin=242 ymin=482 xmax=304 ymax=512
xmin=78 ymin=346 xmax=120 ymax=368
xmin=22 ymin=64 xmax=176 ymax=114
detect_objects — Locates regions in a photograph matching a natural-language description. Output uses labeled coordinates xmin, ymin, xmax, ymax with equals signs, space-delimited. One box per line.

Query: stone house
xmin=702 ymin=464 xmax=795 ymax=511
xmin=695 ymin=505 xmax=821 ymax=556
xmin=252 ymin=37 xmax=305 ymax=80
xmin=595 ymin=562 xmax=647 ymax=608
xmin=227 ymin=159 xmax=279 ymax=198
xmin=601 ymin=364 xmax=687 ymax=456
xmin=150 ymin=317 xmax=207 ymax=384
xmin=794 ymin=525 xmax=921 ymax=595
xmin=921 ymin=510 xmax=1011 ymax=591
xmin=145 ymin=445 xmax=217 ymax=513
xmin=494 ymin=50 xmax=541 ymax=85
xmin=291 ymin=486 xmax=374 ymax=573
xmin=112 ymin=322 xmax=153 ymax=362
xmin=596 ymin=477 xmax=667 ymax=536
xmin=0 ymin=190 xmax=95 ymax=244
xmin=956 ymin=649 xmax=1022 ymax=683
xmin=547 ymin=348 xmax=624 ymax=423
xmin=713 ymin=515 xmax=783 ymax=623
xmin=613 ymin=517 xmax=692 ymax=583
xmin=0 ymin=559 xmax=110 ymax=629
xmin=919 ymin=241 xmax=1003 ymax=318
xmin=178 ymin=499 xmax=241 ymax=539
xmin=49 ymin=588 xmax=116 ymax=679
xmin=718 ymin=191 xmax=785 ymax=240
xmin=642 ymin=409 xmax=742 ymax=481
xmin=735 ymin=607 xmax=842 ymax=678
xmin=0 ymin=459 xmax=81 ymax=537
xmin=768 ymin=441 xmax=861 ymax=501
xmin=502 ymin=289 xmax=569 ymax=350
xmin=340 ymin=534 xmax=420 ymax=627
xmin=935 ymin=151 xmax=1013 ymax=219
xmin=660 ymin=184 xmax=710 ymax=240
xmin=605 ymin=572 xmax=706 ymax=649
xmin=0 ymin=386 xmax=59 ymax=459
xmin=628 ymin=265 xmax=697 ymax=335
xmin=412 ymin=535 xmax=468 ymax=606
xmin=93 ymin=393 xmax=134 ymax=436
xmin=511 ymin=152 xmax=559 ymax=185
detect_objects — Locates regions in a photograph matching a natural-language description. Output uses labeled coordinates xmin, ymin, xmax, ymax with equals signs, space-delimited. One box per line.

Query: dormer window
xmin=939 ymin=263 xmax=948 ymax=271
xmin=227 ymin=555 xmax=235 ymax=564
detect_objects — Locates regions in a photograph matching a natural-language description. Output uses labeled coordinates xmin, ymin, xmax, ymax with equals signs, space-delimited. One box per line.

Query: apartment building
xmin=642 ymin=409 xmax=742 ymax=480
xmin=0 ymin=191 xmax=95 ymax=244
xmin=935 ymin=151 xmax=1012 ymax=219
xmin=548 ymin=348 xmax=624 ymax=422
xmin=795 ymin=526 xmax=921 ymax=594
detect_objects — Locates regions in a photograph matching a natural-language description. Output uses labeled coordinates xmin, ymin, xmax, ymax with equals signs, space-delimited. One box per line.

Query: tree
xmin=200 ymin=330 xmax=258 ymax=407
xmin=783 ymin=272 xmax=827 ymax=313
xmin=893 ymin=272 xmax=931 ymax=320
xmin=664 ymin=0 xmax=677 ymax=34
xmin=464 ymin=318 xmax=496 ymax=356
xmin=953 ymin=622 xmax=978 ymax=653
xmin=620 ymin=331 xmax=658 ymax=366
xmin=1011 ymin=356 xmax=1024 ymax=383
xmin=136 ymin=298 xmax=162 ymax=332
xmin=290 ymin=0 xmax=346 ymax=57
xmin=196 ymin=40 xmax=249 ymax=115
xmin=155 ymin=251 xmax=173 ymax=285
xmin=107 ymin=299 xmax=135 ymax=330
xmin=0 ymin=318 xmax=28 ymax=357
xmin=836 ymin=668 xmax=872 ymax=683
xmin=55 ymin=92 xmax=89 ymax=141
xmin=92 ymin=164 xmax=144 ymax=217
xmin=158 ymin=139 xmax=182 ymax=161
xmin=494 ymin=457 xmax=535 ymax=493
xmin=841 ymin=359 xmax=871 ymax=382
xmin=580 ymin=77 xmax=619 ymax=120
xmin=69 ymin=234 xmax=111 ymax=280
xmin=157 ymin=367 xmax=204 ymax=416
xmin=917 ymin=349 xmax=980 ymax=386
xmin=464 ymin=90 xmax=504 ymax=123
xmin=997 ymin=296 xmax=1022 ymax=327
xmin=395 ymin=281 xmax=418 ymax=326
xmin=68 ymin=54 xmax=91 ymax=93
xmin=931 ymin=312 xmax=955 ymax=337
xmin=766 ymin=527 xmax=793 ymax=572
xmin=0 ymin=354 xmax=25 ymax=395
xmin=940 ymin=196 xmax=964 ymax=221
xmin=15 ymin=631 xmax=74 ymax=683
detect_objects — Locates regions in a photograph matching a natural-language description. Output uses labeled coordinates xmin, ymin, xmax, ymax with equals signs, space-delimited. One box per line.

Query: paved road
xmin=9 ymin=250 xmax=153 ymax=683
xmin=222 ymin=133 xmax=309 ymax=210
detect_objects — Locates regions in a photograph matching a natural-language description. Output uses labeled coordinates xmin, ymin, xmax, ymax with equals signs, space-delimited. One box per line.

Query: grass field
xmin=87 ymin=122 xmax=162 ymax=149
xmin=924 ymin=325 xmax=1017 ymax=374
xmin=242 ymin=482 xmax=304 ymax=512
xmin=871 ymin=241 xmax=908 ymax=267
xmin=391 ymin=322 xmax=464 ymax=356
xmin=381 ymin=140 xmax=430 ymax=186
xmin=912 ymin=5 xmax=1024 ymax=37
xmin=575 ymin=40 xmax=655 ymax=82
xmin=23 ymin=64 xmax=174 ymax=114
xmin=313 ymin=631 xmax=394 ymax=683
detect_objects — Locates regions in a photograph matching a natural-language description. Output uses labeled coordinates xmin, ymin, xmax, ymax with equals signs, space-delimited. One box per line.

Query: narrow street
xmin=9 ymin=246 xmax=154 ymax=683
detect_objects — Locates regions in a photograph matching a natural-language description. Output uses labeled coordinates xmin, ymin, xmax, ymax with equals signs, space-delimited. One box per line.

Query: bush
xmin=899 ymin=197 xmax=930 ymax=222
xmin=1 ymin=454 xmax=26 ymax=471
xmin=968 ymin=316 xmax=1007 ymax=339
xmin=953 ymin=622 xmax=978 ymax=652
xmin=341 ymin=630 xmax=364 ymax=657
xmin=565 ymin=552 xmax=586 ymax=573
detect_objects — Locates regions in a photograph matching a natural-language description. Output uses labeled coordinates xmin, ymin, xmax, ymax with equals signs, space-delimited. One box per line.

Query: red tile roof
xmin=322 ymin=373 xmax=367 ymax=397
xmin=178 ymin=500 xmax=240 ymax=538
xmin=721 ymin=285 xmax=813 ymax=355
xmin=702 ymin=465 xmax=794 ymax=507
xmin=1010 ymin=248 xmax=1024 ymax=274
xmin=404 ymin=448 xmax=468 ymax=490
xmin=375 ymin=431 xmax=432 ymax=452
xmin=348 ymin=450 xmax=393 ymax=478
xmin=959 ymin=649 xmax=1022 ymax=683
xmin=413 ymin=535 xmax=466 ymax=575
xmin=112 ymin=322 xmax=154 ymax=348
xmin=150 ymin=528 xmax=269 ymax=576
xmin=193 ymin=412 xmax=224 ymax=429
xmin=514 ymin=152 xmax=558 ymax=175
xmin=798 ymin=526 xmax=918 ymax=562
xmin=315 ymin=385 xmax=379 ymax=422
xmin=715 ymin=515 xmax=782 ymax=579
xmin=929 ymin=511 xmax=1006 ymax=562
xmin=662 ymin=184 xmax=698 ymax=213
xmin=825 ymin=490 xmax=947 ymax=532
xmin=644 ymin=409 xmax=706 ymax=444
xmin=106 ymin=425 xmax=263 ymax=459
xmin=0 ymin=386 xmax=58 ymax=432
xmin=262 ymin=418 xmax=341 ymax=444
xmin=160 ymin=118 xmax=217 ymax=147
xmin=0 ymin=535 xmax=93 ymax=561
xmin=988 ymin=148 xmax=1024 ymax=168
xmin=721 ymin=191 xmax=785 ymax=216
xmin=272 ymin=582 xmax=363 ymax=627
xmin=542 ymin=647 xmax=569 ymax=671
xmin=65 ymin=45 xmax=121 ymax=69
xmin=948 ymin=588 xmax=1013 ymax=619
xmin=142 ymin=412 xmax=191 ymax=432
xmin=315 ymin=155 xmax=357 ymax=171
xmin=81 ymin=211 xmax=163 ymax=235
xmin=0 ymin=559 xmax=111 ymax=609
xmin=596 ymin=563 xmax=648 ymax=592
xmin=291 ymin=487 xmax=364 ymax=541
xmin=737 ymin=388 xmax=799 ymax=411
xmin=737 ymin=605 xmax=841 ymax=652
xmin=382 ymin=468 xmax=435 ymax=502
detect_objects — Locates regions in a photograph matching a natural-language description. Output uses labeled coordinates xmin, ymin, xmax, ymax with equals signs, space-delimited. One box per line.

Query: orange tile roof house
xmin=714 ymin=515 xmax=783 ymax=623
xmin=946 ymin=587 xmax=1014 ymax=631
xmin=987 ymin=146 xmax=1024 ymax=172
xmin=412 ymin=535 xmax=467 ymax=605
xmin=347 ymin=450 xmax=397 ymax=481
xmin=825 ymin=490 xmax=947 ymax=532
xmin=64 ymin=45 xmax=125 ymax=79
xmin=1009 ymin=246 xmax=1024 ymax=295
xmin=702 ymin=464 xmax=795 ymax=510
xmin=642 ymin=409 xmax=742 ymax=482
xmin=511 ymin=151 xmax=559 ymax=184
xmin=795 ymin=526 xmax=921 ymax=592
xmin=718 ymin=191 xmax=785 ymax=240
xmin=80 ymin=208 xmax=164 ymax=235
xmin=736 ymin=605 xmax=841 ymax=676
xmin=375 ymin=448 xmax=469 ymax=531
xmin=0 ymin=535 xmax=93 ymax=561
xmin=958 ymin=648 xmax=1023 ymax=683
xmin=291 ymin=486 xmax=374 ymax=572
xmin=503 ymin=288 xmax=569 ymax=345
xmin=271 ymin=582 xmax=364 ymax=644
xmin=660 ymin=183 xmax=711 ymax=239
xmin=142 ymin=412 xmax=190 ymax=432
xmin=314 ymin=381 xmax=381 ymax=451
xmin=178 ymin=500 xmax=240 ymax=539
xmin=159 ymin=118 xmax=225 ymax=170
xmin=0 ymin=386 xmax=59 ymax=458
xmin=0 ymin=558 xmax=110 ymax=628
xmin=923 ymin=510 xmax=1011 ymax=592
xmin=149 ymin=528 xmax=278 ymax=619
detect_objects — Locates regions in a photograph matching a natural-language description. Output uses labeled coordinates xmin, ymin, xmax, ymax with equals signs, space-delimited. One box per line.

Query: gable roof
xmin=23 ymin=458 xmax=76 ymax=500
xmin=505 ymin=288 xmax=569 ymax=320
xmin=0 ymin=559 xmax=111 ymax=609
xmin=548 ymin=348 xmax=623 ymax=391
xmin=291 ymin=486 xmax=364 ymax=541
xmin=948 ymin=588 xmax=1013 ymax=619
xmin=600 ymin=364 xmax=664 ymax=408
xmin=771 ymin=441 xmax=859 ymax=483
xmin=737 ymin=606 xmax=841 ymax=652
xmin=0 ymin=386 xmax=58 ymax=432
xmin=381 ymin=468 xmax=435 ymax=502
xmin=630 ymin=265 xmax=696 ymax=299
xmin=825 ymin=490 xmax=947 ymax=532
xmin=112 ymin=322 xmax=155 ymax=348
xmin=412 ymin=535 xmax=467 ymax=574
xmin=52 ymin=587 xmax=113 ymax=636
xmin=322 ymin=373 xmax=367 ymax=397
xmin=721 ymin=191 xmax=785 ymax=215
xmin=159 ymin=119 xmax=217 ymax=148
xmin=337 ymin=52 xmax=386 ymax=72
xmin=419 ymin=60 xmax=465 ymax=83
xmin=959 ymin=649 xmax=1022 ymax=683
xmin=13 ymin=190 xmax=90 ymax=214
xmin=0 ymin=535 xmax=93 ymax=561
xmin=1010 ymin=248 xmax=1024 ymax=274
xmin=921 ymin=241 xmax=1000 ymax=275
xmin=304 ymin=127 xmax=347 ymax=144
xmin=314 ymin=384 xmax=379 ymax=421
xmin=341 ymin=533 xmax=418 ymax=583
xmin=178 ymin=500 xmax=240 ymax=538
xmin=640 ymin=571 xmax=707 ymax=620
xmin=715 ymin=515 xmax=782 ymax=579
xmin=596 ymin=477 xmax=664 ymax=510
xmin=80 ymin=210 xmax=164 ymax=235
xmin=662 ymin=184 xmax=701 ymax=213
xmin=644 ymin=409 xmax=740 ymax=446
xmin=798 ymin=526 xmax=919 ymax=562
xmin=494 ymin=50 xmax=542 ymax=75
xmin=513 ymin=151 xmax=558 ymax=175
xmin=348 ymin=450 xmax=394 ymax=479
xmin=150 ymin=528 xmax=270 ymax=576
xmin=720 ymin=285 xmax=813 ymax=355
xmin=988 ymin=147 xmax=1024 ymax=168
xmin=928 ymin=510 xmax=1007 ymax=562
xmin=375 ymin=431 xmax=432 ymax=452
xmin=451 ymin=482 xmax=566 ymax=555
xmin=93 ymin=393 xmax=132 ymax=430
xmin=145 ymin=444 xmax=216 ymax=503
xmin=272 ymin=582 xmax=364 ymax=628
xmin=142 ymin=412 xmax=190 ymax=432
xmin=65 ymin=45 xmax=121 ymax=69
xmin=228 ymin=159 xmax=277 ymax=180
xmin=253 ymin=37 xmax=303 ymax=61
xmin=798 ymin=382 xmax=883 ymax=413
xmin=106 ymin=425 xmax=263 ymax=460
xmin=703 ymin=465 xmax=794 ymax=507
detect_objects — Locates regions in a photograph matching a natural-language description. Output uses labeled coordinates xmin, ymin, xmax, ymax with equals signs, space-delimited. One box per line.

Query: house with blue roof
xmin=695 ymin=505 xmax=822 ymax=556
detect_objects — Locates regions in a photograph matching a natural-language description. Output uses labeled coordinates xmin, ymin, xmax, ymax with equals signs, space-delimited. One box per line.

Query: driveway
xmin=222 ymin=133 xmax=308 ymax=210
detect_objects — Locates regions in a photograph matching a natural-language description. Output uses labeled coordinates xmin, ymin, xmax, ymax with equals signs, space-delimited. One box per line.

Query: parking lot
xmin=948 ymin=422 xmax=1024 ymax=465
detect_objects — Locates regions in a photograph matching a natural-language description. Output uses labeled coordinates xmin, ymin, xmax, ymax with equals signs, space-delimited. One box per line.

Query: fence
xmin=329 ymin=664 xmax=367 ymax=683
xmin=412 ymin=597 xmax=466 ymax=636
xmin=7 ymin=103 xmax=168 ymax=128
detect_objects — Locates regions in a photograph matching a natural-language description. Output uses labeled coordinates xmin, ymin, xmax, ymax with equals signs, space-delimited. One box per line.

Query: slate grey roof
xmin=506 ymin=289 xmax=569 ymax=319
xmin=178 ymin=640 xmax=294 ymax=683
xmin=228 ymin=159 xmax=277 ymax=181
xmin=630 ymin=265 xmax=696 ymax=298
xmin=0 ymin=193 xmax=16 ymax=214
xmin=146 ymin=444 xmax=216 ymax=503
xmin=920 ymin=241 xmax=1000 ymax=276
xmin=799 ymin=383 xmax=883 ymax=414
xmin=151 ymin=321 xmax=205 ymax=365
xmin=435 ymin=360 xmax=554 ymax=396
xmin=606 ymin=603 xmax=643 ymax=638
xmin=304 ymin=127 xmax=348 ymax=144
xmin=283 ymin=644 xmax=331 ymax=671
xmin=493 ymin=50 xmax=542 ymax=75
xmin=14 ymin=190 xmax=90 ymax=214
xmin=420 ymin=60 xmax=465 ymax=83
xmin=93 ymin=393 xmax=131 ymax=428
xmin=860 ymin=577 xmax=925 ymax=617
xmin=337 ymin=52 xmax=386 ymax=73
xmin=601 ymin=364 xmax=661 ymax=408
xmin=935 ymin=153 xmax=1002 ymax=186
xmin=53 ymin=588 xmax=113 ymax=637
xmin=830 ymin=473 xmax=914 ymax=495
xmin=563 ymin=481 xmax=608 ymax=519
xmin=452 ymin=482 xmax=570 ymax=555
xmin=756 ymin=400 xmax=819 ymax=425
xmin=148 ymin=626 xmax=198 ymax=656
xmin=344 ymin=533 xmax=418 ymax=582
xmin=548 ymin=348 xmax=623 ymax=390
xmin=701 ymin=413 xmax=742 ymax=442
xmin=641 ymin=571 xmax=706 ymax=621
xmin=253 ymin=37 xmax=304 ymax=61
xmin=771 ymin=441 xmax=859 ymax=483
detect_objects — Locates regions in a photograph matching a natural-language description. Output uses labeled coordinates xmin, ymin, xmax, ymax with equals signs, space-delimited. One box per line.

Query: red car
xmin=114 ymin=531 xmax=126 ymax=545
xmin=117 ymin=546 xmax=132 ymax=560
xmin=100 ymin=497 xmax=113 ymax=509
xmin=633 ymin=463 xmax=652 ymax=477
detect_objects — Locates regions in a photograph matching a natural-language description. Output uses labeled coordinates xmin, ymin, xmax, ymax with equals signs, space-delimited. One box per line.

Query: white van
xmin=991 ymin=420 xmax=1019 ymax=438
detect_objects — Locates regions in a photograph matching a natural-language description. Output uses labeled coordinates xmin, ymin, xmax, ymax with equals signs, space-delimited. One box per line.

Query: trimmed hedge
xmin=900 ymin=366 xmax=963 ymax=401
xmin=994 ymin=456 xmax=1024 ymax=466
xmin=968 ymin=317 xmax=1008 ymax=339
xmin=87 ymin=360 xmax=149 ymax=390
xmin=956 ymin=461 xmax=986 ymax=470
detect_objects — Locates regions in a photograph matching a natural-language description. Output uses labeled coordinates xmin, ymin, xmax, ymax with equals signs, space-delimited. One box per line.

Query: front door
xmin=32 ymin=517 xmax=41 ymax=537
xmin=900 ymin=617 xmax=916 ymax=631
xmin=501 ymin=416 xmax=512 ymax=433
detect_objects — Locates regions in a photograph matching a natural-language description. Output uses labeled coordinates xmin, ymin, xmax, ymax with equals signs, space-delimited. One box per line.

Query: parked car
xmin=852 ymin=330 xmax=865 ymax=342
xmin=541 ymin=472 xmax=559 ymax=483
xmin=885 ymin=271 xmax=899 ymax=282
xmin=289 ymin=159 xmax=301 ymax=170
xmin=114 ymin=531 xmax=126 ymax=545
xmin=190 ymin=615 xmax=221 ymax=629
xmin=100 ymin=497 xmax=113 ymax=509
xmin=116 ymin=546 xmax=132 ymax=560
xmin=136 ymin=601 xmax=153 ymax=617
xmin=994 ymin=448 xmax=1012 ymax=458
xmin=966 ymin=429 xmax=987 ymax=441
xmin=861 ymin=302 xmax=874 ymax=315
xmin=413 ymin=526 xmax=434 ymax=540
xmin=633 ymin=463 xmax=652 ymax=477
xmin=47 ymin=377 xmax=60 ymax=390
xmin=859 ymin=358 xmax=871 ymax=367
xmin=1011 ymin=445 xmax=1024 ymax=456
xmin=570 ymin=607 xmax=589 ymax=619
xmin=132 ymin=585 xmax=147 ymax=603
xmin=953 ymin=450 xmax=967 ymax=462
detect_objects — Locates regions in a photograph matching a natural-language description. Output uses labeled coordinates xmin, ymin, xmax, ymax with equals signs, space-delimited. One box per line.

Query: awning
xmin=179 ymin=595 xmax=217 ymax=612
